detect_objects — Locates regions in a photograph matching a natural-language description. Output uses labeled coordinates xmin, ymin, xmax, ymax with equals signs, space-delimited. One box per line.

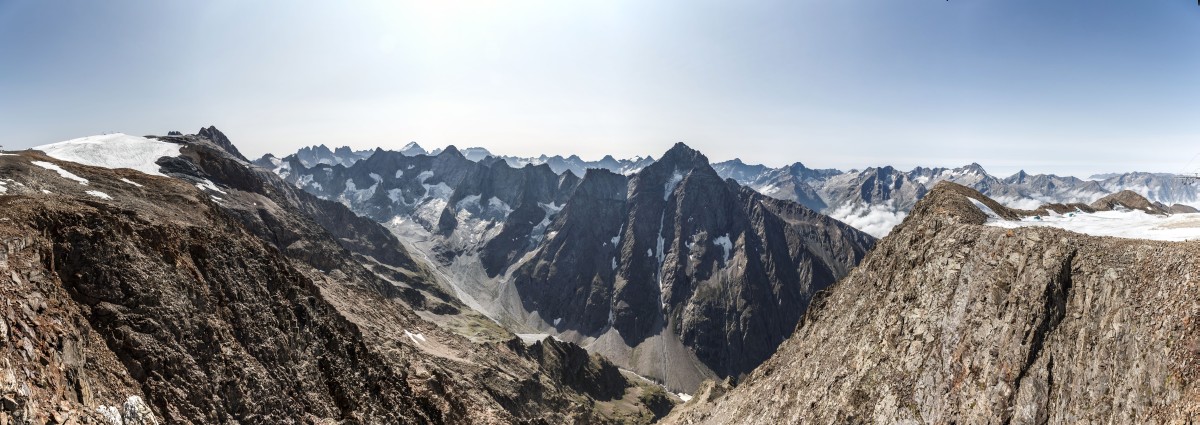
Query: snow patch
xmin=487 ymin=196 xmax=513 ymax=216
xmin=968 ymin=198 xmax=1001 ymax=220
xmin=34 ymin=133 xmax=180 ymax=176
xmin=986 ymin=211 xmax=1200 ymax=241
xmin=195 ymin=179 xmax=227 ymax=194
xmin=404 ymin=329 xmax=427 ymax=344
xmin=119 ymin=178 xmax=143 ymax=187
xmin=677 ymin=393 xmax=693 ymax=402
xmin=343 ymin=178 xmax=378 ymax=204
xmin=387 ymin=188 xmax=406 ymax=204
xmin=664 ymin=171 xmax=684 ymax=200
xmin=31 ymin=161 xmax=88 ymax=185
xmin=712 ymin=234 xmax=733 ymax=262
xmin=85 ymin=190 xmax=112 ymax=200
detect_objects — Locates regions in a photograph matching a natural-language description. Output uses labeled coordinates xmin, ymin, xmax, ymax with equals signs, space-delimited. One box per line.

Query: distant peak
xmin=786 ymin=161 xmax=809 ymax=171
xmin=600 ymin=154 xmax=617 ymax=162
xmin=399 ymin=141 xmax=427 ymax=156
xmin=439 ymin=145 xmax=464 ymax=158
xmin=196 ymin=125 xmax=249 ymax=162
xmin=662 ymin=142 xmax=700 ymax=158
xmin=656 ymin=142 xmax=710 ymax=171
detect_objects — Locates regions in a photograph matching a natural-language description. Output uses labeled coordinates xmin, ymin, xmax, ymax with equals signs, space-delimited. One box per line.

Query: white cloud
xmin=827 ymin=200 xmax=907 ymax=239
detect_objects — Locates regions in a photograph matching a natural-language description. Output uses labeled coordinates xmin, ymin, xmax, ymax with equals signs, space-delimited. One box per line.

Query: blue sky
xmin=1 ymin=0 xmax=1198 ymax=177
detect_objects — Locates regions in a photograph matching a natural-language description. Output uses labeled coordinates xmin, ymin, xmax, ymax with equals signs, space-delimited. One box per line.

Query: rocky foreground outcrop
xmin=0 ymin=131 xmax=670 ymax=424
xmin=666 ymin=182 xmax=1199 ymax=423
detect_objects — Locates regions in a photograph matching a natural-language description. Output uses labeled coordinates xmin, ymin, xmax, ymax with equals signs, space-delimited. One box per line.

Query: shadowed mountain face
xmin=0 ymin=130 xmax=672 ymax=424
xmin=273 ymin=141 xmax=875 ymax=391
xmin=665 ymin=182 xmax=1200 ymax=424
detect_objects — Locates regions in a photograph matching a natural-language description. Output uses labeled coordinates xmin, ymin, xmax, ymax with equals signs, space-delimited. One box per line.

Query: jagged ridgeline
xmin=712 ymin=158 xmax=1200 ymax=238
xmin=665 ymin=182 xmax=1200 ymax=423
xmin=0 ymin=129 xmax=677 ymax=423
xmin=269 ymin=139 xmax=875 ymax=392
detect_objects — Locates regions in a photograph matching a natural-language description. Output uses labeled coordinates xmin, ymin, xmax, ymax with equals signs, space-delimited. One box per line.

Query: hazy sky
xmin=2 ymin=1 xmax=1199 ymax=177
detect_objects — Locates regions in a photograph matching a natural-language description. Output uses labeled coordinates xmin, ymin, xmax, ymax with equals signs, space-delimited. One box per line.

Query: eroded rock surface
xmin=667 ymin=182 xmax=1200 ymax=423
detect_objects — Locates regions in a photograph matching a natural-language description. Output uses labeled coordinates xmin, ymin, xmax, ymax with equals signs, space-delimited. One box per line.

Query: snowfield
xmin=34 ymin=133 xmax=181 ymax=176
xmin=31 ymin=161 xmax=89 ymax=185
xmin=978 ymin=205 xmax=1200 ymax=242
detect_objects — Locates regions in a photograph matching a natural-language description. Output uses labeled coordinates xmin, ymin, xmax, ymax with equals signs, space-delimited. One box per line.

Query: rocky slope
xmin=665 ymin=182 xmax=1200 ymax=423
xmin=272 ymin=141 xmax=875 ymax=392
xmin=0 ymin=130 xmax=671 ymax=424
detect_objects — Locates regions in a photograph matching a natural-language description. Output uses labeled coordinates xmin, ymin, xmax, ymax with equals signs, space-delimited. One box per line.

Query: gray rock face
xmin=287 ymin=144 xmax=373 ymax=168
xmin=666 ymin=182 xmax=1200 ymax=423
xmin=513 ymin=144 xmax=874 ymax=382
xmin=273 ymin=141 xmax=876 ymax=391
xmin=195 ymin=126 xmax=248 ymax=162
xmin=711 ymin=160 xmax=837 ymax=211
xmin=822 ymin=165 xmax=927 ymax=211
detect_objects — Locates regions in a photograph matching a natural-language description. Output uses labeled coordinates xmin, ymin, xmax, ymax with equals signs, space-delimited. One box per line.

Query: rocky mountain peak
xmin=1089 ymin=189 xmax=1167 ymax=214
xmin=439 ymin=145 xmax=464 ymax=158
xmin=959 ymin=162 xmax=987 ymax=174
xmin=656 ymin=142 xmax=710 ymax=172
xmin=399 ymin=141 xmax=427 ymax=156
xmin=196 ymin=125 xmax=249 ymax=162
xmin=1006 ymin=169 xmax=1031 ymax=184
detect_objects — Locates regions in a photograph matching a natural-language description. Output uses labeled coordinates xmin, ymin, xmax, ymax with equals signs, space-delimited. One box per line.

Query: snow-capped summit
xmin=460 ymin=147 xmax=494 ymax=162
xmin=32 ymin=133 xmax=182 ymax=177
xmin=399 ymin=142 xmax=427 ymax=156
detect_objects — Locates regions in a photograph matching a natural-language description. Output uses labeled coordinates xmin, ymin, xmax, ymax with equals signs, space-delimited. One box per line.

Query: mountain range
xmin=3 ymin=127 xmax=1196 ymax=423
xmin=261 ymin=139 xmax=874 ymax=392
xmin=264 ymin=144 xmax=1200 ymax=239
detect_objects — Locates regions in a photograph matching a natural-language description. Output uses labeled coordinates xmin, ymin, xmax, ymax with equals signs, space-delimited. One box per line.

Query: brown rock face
xmin=1089 ymin=189 xmax=1170 ymax=214
xmin=1 ymin=137 xmax=671 ymax=423
xmin=667 ymin=182 xmax=1200 ymax=423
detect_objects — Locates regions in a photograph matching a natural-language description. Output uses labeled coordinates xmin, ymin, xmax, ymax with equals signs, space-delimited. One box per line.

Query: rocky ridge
xmin=0 ymin=130 xmax=672 ymax=423
xmin=665 ymin=182 xmax=1200 ymax=423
